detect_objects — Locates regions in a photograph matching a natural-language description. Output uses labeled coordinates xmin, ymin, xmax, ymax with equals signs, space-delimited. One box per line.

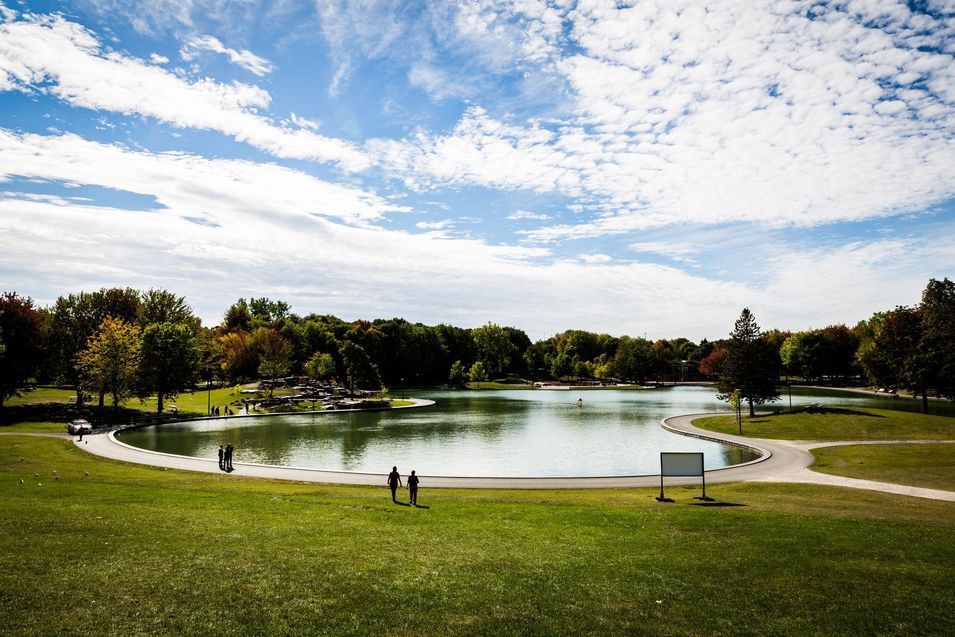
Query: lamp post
xmin=400 ymin=377 xmax=405 ymax=400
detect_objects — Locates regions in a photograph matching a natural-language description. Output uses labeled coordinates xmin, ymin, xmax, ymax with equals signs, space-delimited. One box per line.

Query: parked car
xmin=67 ymin=419 xmax=93 ymax=435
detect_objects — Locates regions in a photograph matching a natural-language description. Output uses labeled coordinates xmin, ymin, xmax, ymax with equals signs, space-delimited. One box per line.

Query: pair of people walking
xmin=387 ymin=466 xmax=420 ymax=505
xmin=218 ymin=443 xmax=234 ymax=471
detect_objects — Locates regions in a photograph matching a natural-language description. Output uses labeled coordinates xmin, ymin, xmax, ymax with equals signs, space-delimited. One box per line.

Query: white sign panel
xmin=660 ymin=452 xmax=704 ymax=477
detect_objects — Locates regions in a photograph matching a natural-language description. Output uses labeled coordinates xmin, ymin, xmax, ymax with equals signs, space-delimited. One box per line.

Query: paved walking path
xmin=61 ymin=411 xmax=955 ymax=501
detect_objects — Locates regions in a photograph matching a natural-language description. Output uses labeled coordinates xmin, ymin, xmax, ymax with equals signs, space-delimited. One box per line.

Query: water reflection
xmin=118 ymin=385 xmax=953 ymax=477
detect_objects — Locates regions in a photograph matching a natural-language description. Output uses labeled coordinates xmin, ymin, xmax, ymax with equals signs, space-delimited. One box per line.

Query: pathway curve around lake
xmin=69 ymin=409 xmax=955 ymax=501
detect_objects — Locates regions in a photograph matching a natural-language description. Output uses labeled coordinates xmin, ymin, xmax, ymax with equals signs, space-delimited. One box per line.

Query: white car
xmin=67 ymin=419 xmax=93 ymax=435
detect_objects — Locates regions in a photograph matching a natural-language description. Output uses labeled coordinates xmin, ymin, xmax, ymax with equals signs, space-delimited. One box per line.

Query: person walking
xmin=407 ymin=470 xmax=420 ymax=506
xmin=224 ymin=443 xmax=234 ymax=471
xmin=387 ymin=466 xmax=402 ymax=502
xmin=218 ymin=444 xmax=224 ymax=470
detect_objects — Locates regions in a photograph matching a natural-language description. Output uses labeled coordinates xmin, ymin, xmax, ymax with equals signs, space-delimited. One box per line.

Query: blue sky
xmin=1 ymin=0 xmax=953 ymax=340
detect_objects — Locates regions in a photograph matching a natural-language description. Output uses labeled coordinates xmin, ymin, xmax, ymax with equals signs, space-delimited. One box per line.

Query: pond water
xmin=118 ymin=385 xmax=954 ymax=478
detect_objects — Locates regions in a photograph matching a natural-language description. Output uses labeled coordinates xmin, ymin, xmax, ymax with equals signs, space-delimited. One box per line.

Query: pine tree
xmin=718 ymin=308 xmax=780 ymax=416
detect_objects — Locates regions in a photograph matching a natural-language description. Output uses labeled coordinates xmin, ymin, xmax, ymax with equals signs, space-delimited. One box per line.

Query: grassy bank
xmin=811 ymin=443 xmax=955 ymax=491
xmin=693 ymin=407 xmax=955 ymax=441
xmin=3 ymin=434 xmax=955 ymax=636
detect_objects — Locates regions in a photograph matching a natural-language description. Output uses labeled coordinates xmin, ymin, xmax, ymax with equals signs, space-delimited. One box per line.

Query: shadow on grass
xmin=689 ymin=502 xmax=748 ymax=507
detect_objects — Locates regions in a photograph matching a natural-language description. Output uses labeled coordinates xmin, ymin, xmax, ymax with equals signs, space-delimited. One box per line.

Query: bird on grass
xmin=19 ymin=479 xmax=24 ymax=485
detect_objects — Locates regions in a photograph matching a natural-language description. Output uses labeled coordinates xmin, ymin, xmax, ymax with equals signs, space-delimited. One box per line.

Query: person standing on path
xmin=407 ymin=470 xmax=420 ymax=506
xmin=387 ymin=466 xmax=402 ymax=502
xmin=218 ymin=445 xmax=224 ymax=470
xmin=225 ymin=443 xmax=234 ymax=471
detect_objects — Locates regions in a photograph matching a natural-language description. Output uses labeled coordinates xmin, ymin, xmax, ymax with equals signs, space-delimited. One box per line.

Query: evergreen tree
xmin=718 ymin=308 xmax=780 ymax=416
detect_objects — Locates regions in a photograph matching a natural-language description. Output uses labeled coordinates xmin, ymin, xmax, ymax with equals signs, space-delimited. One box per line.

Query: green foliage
xmin=139 ymin=322 xmax=199 ymax=413
xmin=611 ymin=336 xmax=657 ymax=383
xmin=448 ymin=360 xmax=468 ymax=387
xmin=137 ymin=289 xmax=198 ymax=329
xmin=216 ymin=330 xmax=256 ymax=384
xmin=254 ymin=328 xmax=294 ymax=397
xmin=305 ymin=351 xmax=336 ymax=384
xmin=471 ymin=322 xmax=516 ymax=376
xmin=339 ymin=340 xmax=381 ymax=391
xmin=468 ymin=360 xmax=488 ymax=385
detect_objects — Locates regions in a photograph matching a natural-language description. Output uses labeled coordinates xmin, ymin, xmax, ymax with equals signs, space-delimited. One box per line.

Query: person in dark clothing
xmin=224 ymin=443 xmax=234 ymax=471
xmin=387 ymin=466 xmax=402 ymax=502
xmin=218 ymin=445 xmax=224 ymax=470
xmin=407 ymin=470 xmax=420 ymax=505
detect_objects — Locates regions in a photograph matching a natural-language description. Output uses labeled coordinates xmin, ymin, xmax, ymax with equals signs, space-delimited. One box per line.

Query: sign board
xmin=657 ymin=452 xmax=712 ymax=502
xmin=660 ymin=452 xmax=704 ymax=477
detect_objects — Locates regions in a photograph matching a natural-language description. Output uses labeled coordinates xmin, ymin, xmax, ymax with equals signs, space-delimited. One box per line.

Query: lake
xmin=118 ymin=385 xmax=954 ymax=477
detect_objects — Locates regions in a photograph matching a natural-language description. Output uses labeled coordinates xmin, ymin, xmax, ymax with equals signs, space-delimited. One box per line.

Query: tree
xmin=77 ymin=317 xmax=141 ymax=416
xmin=448 ymin=360 xmax=468 ymax=387
xmin=699 ymin=346 xmax=728 ymax=377
xmin=339 ymin=341 xmax=381 ymax=392
xmin=217 ymin=330 xmax=256 ymax=384
xmin=718 ymin=309 xmax=780 ymax=417
xmin=254 ymin=328 xmax=294 ymax=397
xmin=139 ymin=322 xmax=199 ymax=413
xmin=610 ymin=336 xmax=656 ymax=383
xmin=306 ymin=352 xmax=336 ymax=384
xmin=468 ymin=360 xmax=489 ymax=387
xmin=138 ymin=289 xmax=198 ymax=329
xmin=471 ymin=322 xmax=516 ymax=377
xmin=0 ymin=292 xmax=44 ymax=409
xmin=918 ymin=278 xmax=955 ymax=409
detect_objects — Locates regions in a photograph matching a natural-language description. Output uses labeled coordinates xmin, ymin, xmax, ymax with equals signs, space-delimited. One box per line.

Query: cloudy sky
xmin=1 ymin=0 xmax=953 ymax=340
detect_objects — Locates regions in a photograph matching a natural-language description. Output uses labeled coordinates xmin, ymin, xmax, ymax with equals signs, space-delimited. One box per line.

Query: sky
xmin=0 ymin=0 xmax=953 ymax=341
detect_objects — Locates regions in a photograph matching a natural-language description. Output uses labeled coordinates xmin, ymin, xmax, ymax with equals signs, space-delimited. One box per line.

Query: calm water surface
xmin=118 ymin=385 xmax=954 ymax=477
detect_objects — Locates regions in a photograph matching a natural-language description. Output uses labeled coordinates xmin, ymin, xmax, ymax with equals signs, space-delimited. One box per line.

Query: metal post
xmin=659 ymin=473 xmax=665 ymax=501
xmin=207 ymin=378 xmax=212 ymax=415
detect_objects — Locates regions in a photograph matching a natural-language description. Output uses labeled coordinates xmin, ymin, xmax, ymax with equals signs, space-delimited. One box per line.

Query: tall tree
xmin=138 ymin=289 xmax=199 ymax=329
xmin=471 ymin=322 xmax=516 ymax=377
xmin=918 ymin=277 xmax=955 ymax=410
xmin=139 ymin=322 xmax=199 ymax=413
xmin=718 ymin=308 xmax=780 ymax=416
xmin=77 ymin=317 xmax=141 ymax=416
xmin=254 ymin=327 xmax=294 ymax=397
xmin=0 ymin=292 xmax=44 ymax=409
xmin=339 ymin=341 xmax=381 ymax=392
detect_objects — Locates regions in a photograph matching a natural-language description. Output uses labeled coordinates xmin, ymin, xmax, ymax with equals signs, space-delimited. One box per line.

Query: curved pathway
xmin=66 ymin=410 xmax=955 ymax=500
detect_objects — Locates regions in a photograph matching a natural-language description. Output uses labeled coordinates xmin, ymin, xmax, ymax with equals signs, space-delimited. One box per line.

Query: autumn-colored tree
xmin=77 ymin=317 xmax=141 ymax=416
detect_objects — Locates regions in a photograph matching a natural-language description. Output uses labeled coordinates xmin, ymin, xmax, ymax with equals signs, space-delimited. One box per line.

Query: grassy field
xmin=5 ymin=386 xmax=245 ymax=416
xmin=811 ymin=443 xmax=955 ymax=491
xmin=693 ymin=406 xmax=955 ymax=441
xmin=2 ymin=434 xmax=955 ymax=636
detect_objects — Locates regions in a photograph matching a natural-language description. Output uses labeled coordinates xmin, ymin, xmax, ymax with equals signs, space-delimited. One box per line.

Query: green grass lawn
xmin=693 ymin=407 xmax=955 ymax=441
xmin=6 ymin=386 xmax=250 ymax=417
xmin=2 ymin=434 xmax=955 ymax=636
xmin=811 ymin=443 xmax=955 ymax=491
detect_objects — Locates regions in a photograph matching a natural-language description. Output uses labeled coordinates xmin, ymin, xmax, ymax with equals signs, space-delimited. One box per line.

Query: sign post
xmin=657 ymin=452 xmax=713 ymax=502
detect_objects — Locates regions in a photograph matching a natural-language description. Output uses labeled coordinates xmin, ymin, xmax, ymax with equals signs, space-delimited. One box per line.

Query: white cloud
xmin=415 ymin=219 xmax=455 ymax=230
xmin=1 ymin=132 xmax=952 ymax=341
xmin=0 ymin=13 xmax=369 ymax=170
xmin=507 ymin=209 xmax=550 ymax=221
xmin=576 ymin=253 xmax=612 ymax=265
xmin=629 ymin=241 xmax=699 ymax=264
xmin=0 ymin=130 xmax=401 ymax=225
xmin=181 ymin=34 xmax=274 ymax=76
xmin=148 ymin=53 xmax=169 ymax=64
xmin=372 ymin=1 xmax=955 ymax=239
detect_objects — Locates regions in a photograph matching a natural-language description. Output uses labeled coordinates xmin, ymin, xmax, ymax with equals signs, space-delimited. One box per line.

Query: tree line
xmin=0 ymin=278 xmax=952 ymax=414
